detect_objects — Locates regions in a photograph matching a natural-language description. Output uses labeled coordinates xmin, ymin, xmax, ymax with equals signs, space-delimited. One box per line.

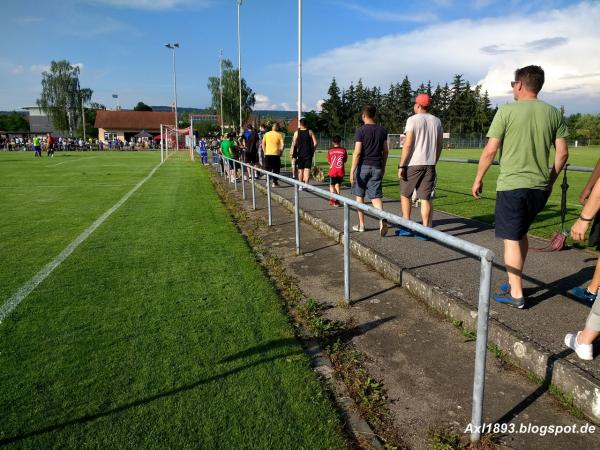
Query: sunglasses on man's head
xmin=511 ymin=81 xmax=519 ymax=88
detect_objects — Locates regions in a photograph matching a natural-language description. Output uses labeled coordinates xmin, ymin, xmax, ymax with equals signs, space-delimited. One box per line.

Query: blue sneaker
xmin=570 ymin=287 xmax=597 ymax=303
xmin=395 ymin=228 xmax=413 ymax=237
xmin=495 ymin=293 xmax=525 ymax=309
xmin=498 ymin=282 xmax=510 ymax=294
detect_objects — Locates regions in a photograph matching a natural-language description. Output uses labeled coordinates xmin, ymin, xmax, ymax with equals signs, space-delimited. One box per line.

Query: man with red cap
xmin=396 ymin=93 xmax=443 ymax=239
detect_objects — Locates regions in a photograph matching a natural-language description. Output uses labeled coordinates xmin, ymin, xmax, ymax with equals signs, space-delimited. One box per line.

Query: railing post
xmin=470 ymin=256 xmax=493 ymax=443
xmin=251 ymin=166 xmax=256 ymax=210
xmin=344 ymin=202 xmax=350 ymax=303
xmin=241 ymin=162 xmax=246 ymax=200
xmin=266 ymin=174 xmax=272 ymax=226
xmin=234 ymin=161 xmax=238 ymax=189
xmin=294 ymin=184 xmax=300 ymax=255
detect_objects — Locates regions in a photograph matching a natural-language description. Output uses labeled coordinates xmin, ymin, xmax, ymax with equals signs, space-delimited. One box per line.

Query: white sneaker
xmin=564 ymin=331 xmax=593 ymax=360
xmin=298 ymin=186 xmax=304 ymax=191
xmin=379 ymin=219 xmax=388 ymax=237
xmin=352 ymin=224 xmax=365 ymax=232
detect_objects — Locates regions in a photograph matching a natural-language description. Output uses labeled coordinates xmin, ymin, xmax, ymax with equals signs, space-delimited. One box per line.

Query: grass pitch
xmin=0 ymin=151 xmax=347 ymax=448
xmin=315 ymin=147 xmax=599 ymax=240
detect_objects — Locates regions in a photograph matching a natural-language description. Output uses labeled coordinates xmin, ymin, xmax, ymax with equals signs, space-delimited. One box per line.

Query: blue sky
xmin=1 ymin=0 xmax=599 ymax=114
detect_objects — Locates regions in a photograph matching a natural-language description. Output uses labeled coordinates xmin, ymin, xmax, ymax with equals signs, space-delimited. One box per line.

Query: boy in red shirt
xmin=327 ymin=135 xmax=347 ymax=207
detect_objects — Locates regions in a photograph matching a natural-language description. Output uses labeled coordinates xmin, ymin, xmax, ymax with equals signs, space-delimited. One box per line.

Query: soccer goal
xmin=160 ymin=124 xmax=191 ymax=162
xmin=387 ymin=133 xmax=405 ymax=151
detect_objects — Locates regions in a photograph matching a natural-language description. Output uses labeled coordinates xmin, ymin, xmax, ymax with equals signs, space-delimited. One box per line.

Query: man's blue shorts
xmin=350 ymin=164 xmax=383 ymax=199
xmin=495 ymin=188 xmax=549 ymax=240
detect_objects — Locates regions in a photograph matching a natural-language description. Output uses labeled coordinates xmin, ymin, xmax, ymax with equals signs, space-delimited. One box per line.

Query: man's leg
xmin=303 ymin=168 xmax=310 ymax=184
xmin=401 ymin=195 xmax=412 ymax=220
xmin=420 ymin=199 xmax=433 ymax=227
xmin=589 ymin=257 xmax=600 ymax=294
xmin=504 ymin=236 xmax=528 ymax=299
xmin=356 ymin=196 xmax=365 ymax=226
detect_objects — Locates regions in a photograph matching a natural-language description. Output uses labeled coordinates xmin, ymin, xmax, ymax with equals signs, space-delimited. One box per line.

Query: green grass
xmin=315 ymin=146 xmax=599 ymax=240
xmin=0 ymin=151 xmax=347 ymax=448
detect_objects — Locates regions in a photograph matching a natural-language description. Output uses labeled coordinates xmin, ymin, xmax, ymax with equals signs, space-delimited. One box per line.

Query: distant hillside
xmin=0 ymin=111 xmax=28 ymax=116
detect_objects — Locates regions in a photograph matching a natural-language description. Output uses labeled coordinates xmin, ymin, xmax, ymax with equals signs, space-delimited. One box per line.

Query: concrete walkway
xmin=222 ymin=167 xmax=600 ymax=422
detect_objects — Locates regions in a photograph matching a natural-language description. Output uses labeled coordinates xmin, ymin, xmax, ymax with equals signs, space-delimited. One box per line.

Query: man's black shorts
xmin=329 ymin=176 xmax=343 ymax=186
xmin=244 ymin=151 xmax=258 ymax=165
xmin=296 ymin=155 xmax=313 ymax=170
xmin=495 ymin=188 xmax=549 ymax=240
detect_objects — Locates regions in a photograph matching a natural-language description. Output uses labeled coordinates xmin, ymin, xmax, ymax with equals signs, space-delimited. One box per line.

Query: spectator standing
xmin=569 ymin=158 xmax=600 ymax=303
xmin=242 ymin=124 xmax=260 ymax=179
xmin=349 ymin=104 xmax=389 ymax=236
xmin=397 ymin=93 xmax=443 ymax=238
xmin=472 ymin=65 xmax=569 ymax=308
xmin=290 ymin=118 xmax=317 ymax=190
xmin=262 ymin=123 xmax=284 ymax=187
xmin=327 ymin=135 xmax=347 ymax=207
xmin=565 ymin=174 xmax=600 ymax=360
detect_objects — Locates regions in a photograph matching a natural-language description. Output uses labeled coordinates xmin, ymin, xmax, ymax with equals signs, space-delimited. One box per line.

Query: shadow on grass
xmin=221 ymin=316 xmax=395 ymax=364
xmin=0 ymin=352 xmax=303 ymax=446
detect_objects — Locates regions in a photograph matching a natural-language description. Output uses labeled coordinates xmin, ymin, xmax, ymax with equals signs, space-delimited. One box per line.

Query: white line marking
xmin=53 ymin=156 xmax=99 ymax=166
xmin=0 ymin=161 xmax=163 ymax=323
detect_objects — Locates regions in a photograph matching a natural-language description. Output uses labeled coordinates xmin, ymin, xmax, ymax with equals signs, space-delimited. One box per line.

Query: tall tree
xmin=133 ymin=102 xmax=152 ymax=111
xmin=37 ymin=60 xmax=92 ymax=135
xmin=207 ymin=59 xmax=255 ymax=131
xmin=320 ymin=77 xmax=344 ymax=136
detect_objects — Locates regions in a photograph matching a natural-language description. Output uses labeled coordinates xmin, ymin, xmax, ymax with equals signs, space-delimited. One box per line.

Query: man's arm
xmin=471 ymin=137 xmax=501 ymax=199
xmin=382 ymin=141 xmax=389 ymax=176
xmin=290 ymin=131 xmax=297 ymax=158
xmin=435 ymin=128 xmax=443 ymax=163
xmin=261 ymin=136 xmax=266 ymax=153
xmin=579 ymin=158 xmax=600 ymax=205
xmin=350 ymin=142 xmax=362 ymax=186
xmin=547 ymin=137 xmax=569 ymax=191
xmin=398 ymin=131 xmax=414 ymax=181
xmin=571 ymin=177 xmax=600 ymax=241
xmin=310 ymin=130 xmax=318 ymax=149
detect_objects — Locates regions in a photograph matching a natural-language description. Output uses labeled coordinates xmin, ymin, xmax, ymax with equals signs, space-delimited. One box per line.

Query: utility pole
xmin=237 ymin=0 xmax=243 ymax=134
xmin=219 ymin=49 xmax=224 ymax=136
xmin=81 ymin=97 xmax=86 ymax=142
xmin=165 ymin=43 xmax=180 ymax=151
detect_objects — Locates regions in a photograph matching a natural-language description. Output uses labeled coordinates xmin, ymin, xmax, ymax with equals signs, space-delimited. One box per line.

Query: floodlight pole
xmin=81 ymin=97 xmax=86 ymax=142
xmin=165 ymin=43 xmax=180 ymax=152
xmin=219 ymin=49 xmax=224 ymax=136
xmin=237 ymin=0 xmax=243 ymax=134
xmin=298 ymin=0 xmax=302 ymax=125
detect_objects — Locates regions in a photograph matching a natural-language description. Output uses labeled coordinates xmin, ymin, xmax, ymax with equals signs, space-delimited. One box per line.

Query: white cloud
xmin=340 ymin=2 xmax=438 ymax=23
xmin=254 ymin=94 xmax=295 ymax=111
xmin=303 ymin=2 xmax=600 ymax=113
xmin=28 ymin=63 xmax=84 ymax=74
xmin=315 ymin=99 xmax=325 ymax=112
xmin=90 ymin=0 xmax=211 ymax=10
xmin=10 ymin=65 xmax=25 ymax=75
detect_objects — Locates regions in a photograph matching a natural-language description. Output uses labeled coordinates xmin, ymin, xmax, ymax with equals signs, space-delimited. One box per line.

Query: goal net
xmin=160 ymin=124 xmax=191 ymax=162
xmin=387 ymin=133 xmax=405 ymax=151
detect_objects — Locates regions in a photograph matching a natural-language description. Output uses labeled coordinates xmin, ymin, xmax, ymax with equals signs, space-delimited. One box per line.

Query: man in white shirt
xmin=397 ymin=94 xmax=443 ymax=236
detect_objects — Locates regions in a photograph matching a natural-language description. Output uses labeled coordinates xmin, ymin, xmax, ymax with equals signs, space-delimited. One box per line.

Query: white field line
xmin=0 ymin=161 xmax=163 ymax=323
xmin=53 ymin=156 xmax=99 ymax=166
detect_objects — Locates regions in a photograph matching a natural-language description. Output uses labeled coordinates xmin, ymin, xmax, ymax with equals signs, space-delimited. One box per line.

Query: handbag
xmin=531 ymin=165 xmax=569 ymax=252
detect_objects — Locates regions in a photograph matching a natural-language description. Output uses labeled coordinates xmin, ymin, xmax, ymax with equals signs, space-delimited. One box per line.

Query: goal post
xmin=160 ymin=124 xmax=191 ymax=162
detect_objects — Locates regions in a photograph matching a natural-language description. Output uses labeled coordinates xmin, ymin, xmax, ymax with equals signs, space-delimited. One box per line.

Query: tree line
xmin=313 ymin=75 xmax=496 ymax=136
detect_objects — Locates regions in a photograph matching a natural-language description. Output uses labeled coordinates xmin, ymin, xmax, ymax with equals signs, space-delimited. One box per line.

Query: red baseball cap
xmin=415 ymin=93 xmax=431 ymax=107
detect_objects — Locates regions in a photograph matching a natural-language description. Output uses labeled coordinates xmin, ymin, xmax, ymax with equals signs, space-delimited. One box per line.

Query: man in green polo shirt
xmin=472 ymin=65 xmax=569 ymax=309
xmin=220 ymin=133 xmax=237 ymax=182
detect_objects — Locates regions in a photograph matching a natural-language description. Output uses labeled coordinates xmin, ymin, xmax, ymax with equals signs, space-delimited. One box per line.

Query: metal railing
xmin=217 ymin=154 xmax=495 ymax=443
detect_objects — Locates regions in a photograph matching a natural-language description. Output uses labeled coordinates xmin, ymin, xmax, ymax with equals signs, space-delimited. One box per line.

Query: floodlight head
xmin=174 ymin=43 xmax=179 ymax=48
xmin=165 ymin=44 xmax=172 ymax=48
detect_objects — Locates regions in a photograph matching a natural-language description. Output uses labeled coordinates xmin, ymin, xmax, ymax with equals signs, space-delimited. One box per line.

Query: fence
xmin=217 ymin=153 xmax=495 ymax=443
